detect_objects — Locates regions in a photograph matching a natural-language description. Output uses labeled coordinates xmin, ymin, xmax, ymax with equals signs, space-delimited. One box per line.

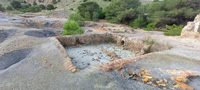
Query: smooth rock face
xmin=181 ymin=14 xmax=200 ymax=37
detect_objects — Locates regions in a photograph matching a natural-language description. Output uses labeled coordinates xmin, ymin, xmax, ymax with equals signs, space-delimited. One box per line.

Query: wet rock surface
xmin=66 ymin=44 xmax=135 ymax=69
xmin=24 ymin=30 xmax=56 ymax=38
xmin=0 ymin=48 xmax=32 ymax=70
xmin=187 ymin=76 xmax=200 ymax=90
xmin=0 ymin=29 xmax=17 ymax=43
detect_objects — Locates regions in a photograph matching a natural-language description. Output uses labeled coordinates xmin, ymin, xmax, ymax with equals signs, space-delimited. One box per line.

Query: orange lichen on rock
xmin=170 ymin=70 xmax=197 ymax=90
xmin=93 ymin=28 xmax=108 ymax=32
xmin=99 ymin=53 xmax=153 ymax=72
xmin=99 ymin=58 xmax=135 ymax=72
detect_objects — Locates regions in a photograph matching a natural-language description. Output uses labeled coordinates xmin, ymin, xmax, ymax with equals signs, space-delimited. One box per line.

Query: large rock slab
xmin=181 ymin=14 xmax=200 ymax=37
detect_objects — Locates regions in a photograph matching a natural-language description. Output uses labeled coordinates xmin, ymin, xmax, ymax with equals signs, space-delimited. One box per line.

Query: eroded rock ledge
xmin=181 ymin=14 xmax=200 ymax=37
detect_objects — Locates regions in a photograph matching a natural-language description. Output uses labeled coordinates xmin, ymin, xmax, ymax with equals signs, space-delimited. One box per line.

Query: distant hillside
xmin=0 ymin=0 xmax=24 ymax=6
xmin=54 ymin=0 xmax=111 ymax=13
xmin=0 ymin=0 xmax=153 ymax=7
xmin=0 ymin=0 xmax=153 ymax=15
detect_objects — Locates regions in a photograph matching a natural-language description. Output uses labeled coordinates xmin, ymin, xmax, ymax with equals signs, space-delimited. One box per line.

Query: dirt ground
xmin=0 ymin=13 xmax=200 ymax=90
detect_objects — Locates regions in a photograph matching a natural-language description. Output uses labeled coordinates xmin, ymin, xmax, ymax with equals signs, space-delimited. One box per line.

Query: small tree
xmin=84 ymin=12 xmax=91 ymax=21
xmin=33 ymin=1 xmax=37 ymax=6
xmin=29 ymin=6 xmax=41 ymax=12
xmin=52 ymin=0 xmax=57 ymax=4
xmin=6 ymin=5 xmax=14 ymax=11
xmin=69 ymin=13 xmax=85 ymax=26
xmin=46 ymin=4 xmax=55 ymax=10
xmin=11 ymin=0 xmax=22 ymax=9
xmin=78 ymin=1 xmax=102 ymax=21
xmin=62 ymin=21 xmax=84 ymax=35
xmin=92 ymin=12 xmax=99 ymax=21
xmin=0 ymin=4 xmax=5 ymax=12
xmin=39 ymin=4 xmax=46 ymax=10
xmin=129 ymin=16 xmax=147 ymax=29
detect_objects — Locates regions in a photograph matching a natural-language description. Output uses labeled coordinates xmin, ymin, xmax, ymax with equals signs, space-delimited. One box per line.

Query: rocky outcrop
xmin=23 ymin=16 xmax=67 ymax=29
xmin=181 ymin=14 xmax=200 ymax=37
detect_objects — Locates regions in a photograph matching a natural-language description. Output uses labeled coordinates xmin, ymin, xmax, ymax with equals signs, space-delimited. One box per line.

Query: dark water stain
xmin=24 ymin=30 xmax=56 ymax=38
xmin=0 ymin=29 xmax=17 ymax=43
xmin=0 ymin=48 xmax=32 ymax=70
xmin=187 ymin=76 xmax=200 ymax=90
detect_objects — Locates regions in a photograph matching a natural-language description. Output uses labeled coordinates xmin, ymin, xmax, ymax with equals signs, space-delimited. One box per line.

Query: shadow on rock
xmin=0 ymin=29 xmax=17 ymax=43
xmin=24 ymin=30 xmax=56 ymax=38
xmin=0 ymin=48 xmax=32 ymax=70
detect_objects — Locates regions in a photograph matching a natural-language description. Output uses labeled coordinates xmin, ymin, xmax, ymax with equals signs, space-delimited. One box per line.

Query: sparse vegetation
xmin=46 ymin=4 xmax=56 ymax=10
xmin=164 ymin=24 xmax=184 ymax=36
xmin=6 ymin=5 xmax=14 ymax=11
xmin=0 ymin=4 xmax=5 ymax=12
xmin=39 ymin=5 xmax=46 ymax=10
xmin=103 ymin=0 xmax=200 ymax=34
xmin=69 ymin=13 xmax=85 ymax=26
xmin=62 ymin=21 xmax=84 ymax=35
xmin=11 ymin=0 xmax=21 ymax=9
xmin=5 ymin=0 xmax=56 ymax=13
xmin=104 ymin=0 xmax=141 ymax=23
xmin=78 ymin=1 xmax=102 ymax=21
xmin=144 ymin=38 xmax=157 ymax=45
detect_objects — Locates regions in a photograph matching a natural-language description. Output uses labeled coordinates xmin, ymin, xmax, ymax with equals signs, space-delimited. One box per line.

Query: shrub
xmin=129 ymin=16 xmax=147 ymax=29
xmin=29 ymin=6 xmax=41 ymax=12
xmin=52 ymin=0 xmax=57 ymax=4
xmin=78 ymin=1 xmax=102 ymax=21
xmin=39 ymin=5 xmax=46 ymax=10
xmin=21 ymin=4 xmax=31 ymax=9
xmin=33 ymin=1 xmax=37 ymax=6
xmin=145 ymin=0 xmax=200 ymax=27
xmin=62 ymin=21 xmax=84 ymax=35
xmin=143 ymin=23 xmax=156 ymax=31
xmin=11 ymin=0 xmax=21 ymax=9
xmin=144 ymin=38 xmax=156 ymax=45
xmin=6 ymin=5 xmax=14 ymax=11
xmin=92 ymin=12 xmax=99 ymax=21
xmin=84 ymin=12 xmax=91 ymax=21
xmin=104 ymin=0 xmax=141 ymax=23
xmin=69 ymin=13 xmax=85 ymax=26
xmin=164 ymin=24 xmax=184 ymax=36
xmin=70 ymin=8 xmax=73 ymax=10
xmin=0 ymin=4 xmax=5 ymax=12
xmin=46 ymin=4 xmax=56 ymax=10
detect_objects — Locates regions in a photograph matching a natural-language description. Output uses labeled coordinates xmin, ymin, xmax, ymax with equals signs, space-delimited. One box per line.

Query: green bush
xmin=92 ymin=12 xmax=99 ymax=21
xmin=104 ymin=0 xmax=141 ymax=23
xmin=78 ymin=1 xmax=102 ymax=21
xmin=164 ymin=24 xmax=184 ymax=36
xmin=62 ymin=21 xmax=84 ymax=35
xmin=46 ymin=4 xmax=56 ymax=10
xmin=145 ymin=0 xmax=200 ymax=27
xmin=33 ymin=1 xmax=37 ymax=6
xmin=0 ymin=4 xmax=5 ymax=12
xmin=39 ymin=5 xmax=46 ymax=10
xmin=21 ymin=4 xmax=31 ymax=10
xmin=84 ymin=12 xmax=91 ymax=21
xmin=29 ymin=6 xmax=41 ymax=12
xmin=143 ymin=23 xmax=156 ymax=31
xmin=52 ymin=0 xmax=57 ymax=4
xmin=129 ymin=16 xmax=147 ymax=29
xmin=6 ymin=5 xmax=14 ymax=11
xmin=69 ymin=13 xmax=85 ymax=26
xmin=11 ymin=0 xmax=21 ymax=9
